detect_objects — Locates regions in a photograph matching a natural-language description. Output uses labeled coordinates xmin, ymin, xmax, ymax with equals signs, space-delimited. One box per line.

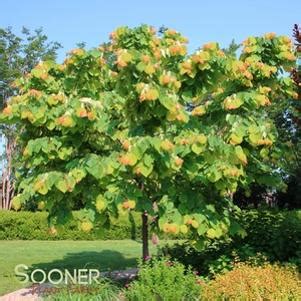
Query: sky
xmin=1 ymin=0 xmax=300 ymax=62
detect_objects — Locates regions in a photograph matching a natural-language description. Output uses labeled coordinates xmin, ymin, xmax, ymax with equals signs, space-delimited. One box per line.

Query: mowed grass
xmin=0 ymin=240 xmax=177 ymax=296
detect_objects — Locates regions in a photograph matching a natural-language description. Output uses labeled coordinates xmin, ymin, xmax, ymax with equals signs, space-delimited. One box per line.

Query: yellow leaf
xmin=144 ymin=64 xmax=156 ymax=75
xmin=230 ymin=133 xmax=243 ymax=145
xmin=96 ymin=195 xmax=106 ymax=212
xmin=235 ymin=146 xmax=248 ymax=165
xmin=191 ymin=106 xmax=206 ymax=116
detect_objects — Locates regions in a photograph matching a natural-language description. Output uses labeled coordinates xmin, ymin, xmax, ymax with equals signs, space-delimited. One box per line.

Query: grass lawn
xmin=0 ymin=240 xmax=176 ymax=296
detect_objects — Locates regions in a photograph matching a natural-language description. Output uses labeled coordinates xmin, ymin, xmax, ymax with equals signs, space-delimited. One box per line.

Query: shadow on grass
xmin=20 ymin=250 xmax=138 ymax=283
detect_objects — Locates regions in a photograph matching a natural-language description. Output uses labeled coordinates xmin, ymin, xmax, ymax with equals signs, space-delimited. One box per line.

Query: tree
xmin=233 ymin=27 xmax=301 ymax=209
xmin=222 ymin=39 xmax=240 ymax=57
xmin=1 ymin=26 xmax=296 ymax=257
xmin=0 ymin=27 xmax=61 ymax=209
xmin=276 ymin=23 xmax=301 ymax=209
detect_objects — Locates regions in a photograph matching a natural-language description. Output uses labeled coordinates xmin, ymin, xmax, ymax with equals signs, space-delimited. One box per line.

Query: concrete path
xmin=0 ymin=284 xmax=47 ymax=301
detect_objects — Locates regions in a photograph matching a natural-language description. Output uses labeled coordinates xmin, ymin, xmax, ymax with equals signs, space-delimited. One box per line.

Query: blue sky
xmin=0 ymin=0 xmax=300 ymax=62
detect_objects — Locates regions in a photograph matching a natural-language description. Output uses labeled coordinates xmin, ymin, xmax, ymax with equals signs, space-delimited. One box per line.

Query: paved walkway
xmin=0 ymin=285 xmax=46 ymax=301
xmin=0 ymin=268 xmax=138 ymax=301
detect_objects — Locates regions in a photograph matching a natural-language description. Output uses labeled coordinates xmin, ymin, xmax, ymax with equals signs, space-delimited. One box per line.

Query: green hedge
xmin=238 ymin=209 xmax=301 ymax=261
xmin=0 ymin=211 xmax=143 ymax=240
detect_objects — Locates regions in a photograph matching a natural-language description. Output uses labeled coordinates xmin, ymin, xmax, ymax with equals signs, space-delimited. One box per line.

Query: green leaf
xmin=194 ymin=239 xmax=206 ymax=251
xmin=69 ymin=168 xmax=86 ymax=183
xmin=89 ymin=49 xmax=101 ymax=58
xmin=131 ymin=140 xmax=148 ymax=159
xmin=136 ymin=162 xmax=153 ymax=177
xmin=205 ymin=204 xmax=216 ymax=213
xmin=85 ymin=155 xmax=105 ymax=179
xmin=55 ymin=175 xmax=76 ymax=193
xmin=197 ymin=223 xmax=208 ymax=236
xmin=191 ymin=143 xmax=204 ymax=154
xmin=64 ymin=77 xmax=77 ymax=91
xmin=249 ymin=133 xmax=261 ymax=145
xmin=151 ymin=137 xmax=162 ymax=153
xmin=181 ymin=91 xmax=193 ymax=102
xmin=206 ymin=228 xmax=218 ymax=239
xmin=158 ymin=95 xmax=176 ymax=110
xmin=143 ymin=154 xmax=154 ymax=167
xmin=56 ymin=178 xmax=68 ymax=193
xmin=207 ymin=168 xmax=222 ymax=183
xmin=235 ymin=146 xmax=248 ymax=165
xmin=136 ymin=62 xmax=146 ymax=72
xmin=58 ymin=147 xmax=73 ymax=160
xmin=229 ymin=220 xmax=243 ymax=236
xmin=36 ymin=183 xmax=48 ymax=195
xmin=31 ymin=68 xmax=44 ymax=78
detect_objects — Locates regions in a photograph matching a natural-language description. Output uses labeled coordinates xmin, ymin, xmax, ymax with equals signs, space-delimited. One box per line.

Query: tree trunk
xmin=141 ymin=211 xmax=149 ymax=260
xmin=1 ymin=135 xmax=15 ymax=210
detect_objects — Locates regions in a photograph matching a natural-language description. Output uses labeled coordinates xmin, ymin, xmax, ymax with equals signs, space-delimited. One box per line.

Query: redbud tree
xmin=1 ymin=26 xmax=297 ymax=257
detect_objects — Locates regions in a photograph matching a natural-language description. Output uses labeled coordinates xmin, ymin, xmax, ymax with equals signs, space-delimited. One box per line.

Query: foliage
xmin=232 ymin=25 xmax=301 ymax=210
xmin=43 ymin=279 xmax=120 ymax=301
xmin=238 ymin=209 xmax=301 ymax=261
xmin=125 ymin=258 xmax=201 ymax=301
xmin=159 ymin=240 xmax=265 ymax=278
xmin=276 ymin=168 xmax=301 ymax=208
xmin=261 ymin=24 xmax=301 ymax=210
xmin=0 ymin=25 xmax=297 ymax=246
xmin=222 ymin=39 xmax=240 ymax=57
xmin=0 ymin=26 xmax=61 ymax=108
xmin=201 ymin=263 xmax=301 ymax=300
xmin=278 ymin=24 xmax=301 ymax=209
xmin=0 ymin=26 xmax=61 ymax=209
xmin=159 ymin=209 xmax=301 ymax=277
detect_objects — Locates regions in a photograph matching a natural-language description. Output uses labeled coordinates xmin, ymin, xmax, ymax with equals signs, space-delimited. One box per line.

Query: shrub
xmin=238 ymin=209 xmax=301 ymax=261
xmin=0 ymin=210 xmax=142 ymax=240
xmin=125 ymin=259 xmax=201 ymax=301
xmin=159 ymin=240 xmax=268 ymax=278
xmin=201 ymin=263 xmax=301 ymax=300
xmin=159 ymin=209 xmax=301 ymax=277
xmin=43 ymin=279 xmax=120 ymax=301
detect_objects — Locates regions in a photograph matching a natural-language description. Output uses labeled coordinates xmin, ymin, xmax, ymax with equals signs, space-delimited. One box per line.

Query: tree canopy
xmin=0 ymin=26 xmax=61 ymax=210
xmin=0 ymin=25 xmax=297 ymax=249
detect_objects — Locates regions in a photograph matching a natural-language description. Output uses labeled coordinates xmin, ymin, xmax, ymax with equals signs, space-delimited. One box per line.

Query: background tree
xmin=222 ymin=39 xmax=240 ymax=57
xmin=1 ymin=26 xmax=296 ymax=257
xmin=278 ymin=24 xmax=301 ymax=208
xmin=234 ymin=25 xmax=301 ymax=209
xmin=0 ymin=27 xmax=61 ymax=209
